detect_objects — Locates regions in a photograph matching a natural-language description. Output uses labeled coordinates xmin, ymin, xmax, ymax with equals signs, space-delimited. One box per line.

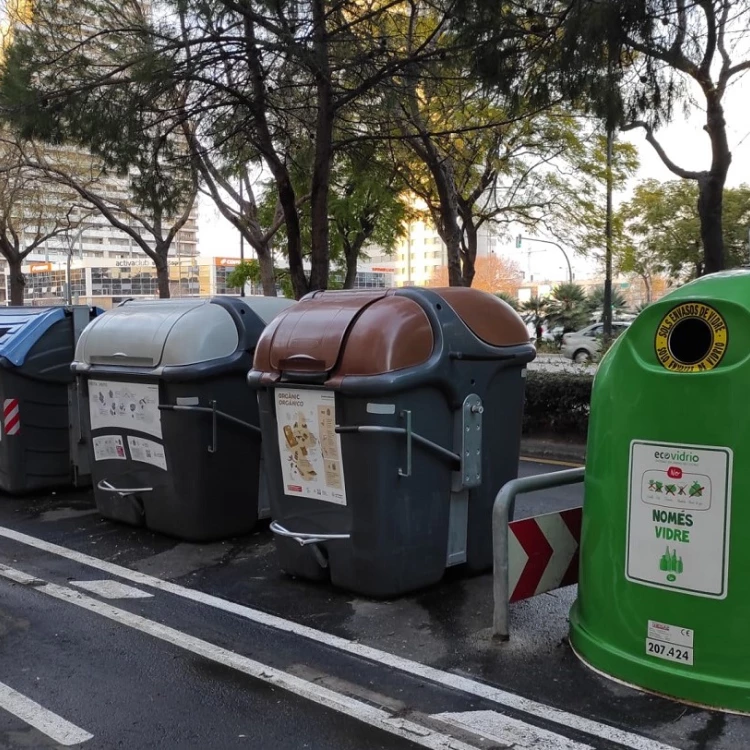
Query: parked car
xmin=561 ymin=321 xmax=631 ymax=363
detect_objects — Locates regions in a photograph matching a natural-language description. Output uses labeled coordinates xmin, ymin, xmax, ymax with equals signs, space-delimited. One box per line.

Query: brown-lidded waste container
xmin=248 ymin=287 xmax=535 ymax=597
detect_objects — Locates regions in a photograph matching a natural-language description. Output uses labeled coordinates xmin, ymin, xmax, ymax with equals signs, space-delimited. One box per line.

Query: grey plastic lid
xmin=75 ymin=299 xmax=241 ymax=368
xmin=237 ymin=297 xmax=297 ymax=324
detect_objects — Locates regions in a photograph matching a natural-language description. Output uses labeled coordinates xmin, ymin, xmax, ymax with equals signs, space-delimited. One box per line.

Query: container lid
xmin=75 ymin=299 xmax=245 ymax=368
xmin=253 ymin=290 xmax=434 ymax=379
xmin=430 ymin=288 xmax=530 ymax=346
xmin=237 ymin=297 xmax=298 ymax=324
xmin=0 ymin=306 xmax=68 ymax=367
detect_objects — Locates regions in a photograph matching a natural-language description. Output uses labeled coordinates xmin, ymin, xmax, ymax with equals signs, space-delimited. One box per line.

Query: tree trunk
xmin=697 ymin=172 xmax=725 ymax=274
xmin=256 ymin=246 xmax=278 ymax=296
xmin=243 ymin=16 xmax=307 ymax=300
xmin=461 ymin=221 xmax=478 ymax=287
xmin=8 ymin=257 xmax=25 ymax=306
xmin=277 ymin=176 xmax=307 ymax=299
xmin=640 ymin=273 xmax=652 ymax=304
xmin=308 ymin=0 xmax=333 ymax=293
xmin=699 ymin=93 xmax=731 ymax=274
xmin=341 ymin=230 xmax=368 ymax=289
xmin=155 ymin=254 xmax=171 ymax=299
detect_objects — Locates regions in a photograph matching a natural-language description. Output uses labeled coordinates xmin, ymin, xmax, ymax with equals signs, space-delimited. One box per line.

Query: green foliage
xmin=523 ymin=372 xmax=592 ymax=440
xmin=520 ymin=295 xmax=548 ymax=340
xmin=256 ymin=143 xmax=409 ymax=281
xmin=495 ymin=291 xmax=519 ymax=310
xmin=226 ymin=261 xmax=294 ymax=299
xmin=618 ymin=180 xmax=750 ymax=279
xmin=586 ymin=285 xmax=628 ymax=313
xmin=545 ymin=283 xmax=590 ymax=333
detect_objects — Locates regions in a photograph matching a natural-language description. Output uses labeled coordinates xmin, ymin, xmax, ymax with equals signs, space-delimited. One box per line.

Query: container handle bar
xmin=270 ymin=521 xmax=350 ymax=546
xmin=492 ymin=467 xmax=585 ymax=641
xmin=336 ymin=423 xmax=460 ymax=470
xmin=97 ymin=479 xmax=154 ymax=496
xmin=159 ymin=403 xmax=261 ymax=455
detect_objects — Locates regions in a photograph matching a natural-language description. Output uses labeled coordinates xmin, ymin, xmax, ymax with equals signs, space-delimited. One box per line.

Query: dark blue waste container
xmin=0 ymin=305 xmax=100 ymax=493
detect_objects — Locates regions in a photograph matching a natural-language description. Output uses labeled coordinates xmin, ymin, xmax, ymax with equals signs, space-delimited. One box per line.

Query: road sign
xmin=508 ymin=507 xmax=581 ymax=601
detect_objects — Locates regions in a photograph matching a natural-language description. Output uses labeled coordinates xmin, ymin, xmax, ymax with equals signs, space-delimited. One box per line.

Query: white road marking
xmin=0 ymin=525 xmax=679 ymax=750
xmin=433 ymin=710 xmax=593 ymax=750
xmin=70 ymin=580 xmax=153 ymax=600
xmin=0 ymin=679 xmax=93 ymax=746
xmin=0 ymin=565 xmax=476 ymax=750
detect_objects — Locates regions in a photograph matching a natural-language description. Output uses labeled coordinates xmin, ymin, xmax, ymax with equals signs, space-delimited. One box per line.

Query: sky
xmin=197 ymin=74 xmax=750 ymax=283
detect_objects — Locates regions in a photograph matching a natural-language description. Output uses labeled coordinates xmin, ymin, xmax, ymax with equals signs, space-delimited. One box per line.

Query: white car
xmin=561 ymin=321 xmax=631 ymax=363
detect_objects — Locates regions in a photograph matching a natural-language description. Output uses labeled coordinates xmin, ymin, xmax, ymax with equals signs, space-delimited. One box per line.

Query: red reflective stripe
xmin=509 ymin=517 xmax=553 ymax=602
xmin=3 ymin=399 xmax=20 ymax=435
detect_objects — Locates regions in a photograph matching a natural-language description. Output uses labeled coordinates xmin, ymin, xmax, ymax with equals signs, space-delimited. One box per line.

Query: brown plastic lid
xmin=253 ymin=290 xmax=433 ymax=380
xmin=431 ymin=287 xmax=530 ymax=346
xmin=334 ymin=296 xmax=433 ymax=379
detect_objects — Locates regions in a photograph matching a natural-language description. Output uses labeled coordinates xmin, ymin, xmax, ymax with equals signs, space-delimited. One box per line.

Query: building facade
xmin=363 ymin=217 xmax=501 ymax=287
xmin=0 ymin=256 xmax=394 ymax=308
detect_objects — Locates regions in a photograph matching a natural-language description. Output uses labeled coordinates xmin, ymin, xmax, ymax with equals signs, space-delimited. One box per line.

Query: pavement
xmin=0 ymin=459 xmax=747 ymax=749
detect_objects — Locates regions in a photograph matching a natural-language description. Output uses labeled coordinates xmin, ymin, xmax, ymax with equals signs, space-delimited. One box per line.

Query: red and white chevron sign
xmin=3 ymin=399 xmax=20 ymax=436
xmin=508 ymin=507 xmax=582 ymax=602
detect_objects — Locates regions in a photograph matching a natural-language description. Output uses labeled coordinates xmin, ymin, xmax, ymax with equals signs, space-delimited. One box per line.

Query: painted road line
xmin=433 ymin=710 xmax=593 ymax=750
xmin=70 ymin=580 xmax=153 ymax=599
xmin=0 ymin=526 xmax=679 ymax=750
xmin=0 ymin=679 xmax=93 ymax=746
xmin=520 ymin=456 xmax=584 ymax=468
xmin=0 ymin=565 xmax=477 ymax=750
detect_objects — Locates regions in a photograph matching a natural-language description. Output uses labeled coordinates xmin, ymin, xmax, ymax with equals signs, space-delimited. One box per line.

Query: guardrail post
xmin=492 ymin=467 xmax=585 ymax=641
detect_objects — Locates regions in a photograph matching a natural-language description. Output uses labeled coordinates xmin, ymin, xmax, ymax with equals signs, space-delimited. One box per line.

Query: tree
xmin=0 ymin=134 xmax=88 ymax=304
xmin=587 ymin=285 xmax=628 ymax=315
xmin=618 ymin=179 xmax=750 ymax=282
xmin=461 ymin=0 xmax=750 ymax=275
xmin=428 ymin=254 xmax=523 ymax=294
xmin=256 ymin=144 xmax=410 ymax=290
xmin=520 ymin=295 xmax=549 ymax=342
xmin=545 ymin=283 xmax=590 ymax=333
xmin=383 ymin=4 xmax=597 ymax=287
xmin=2 ymin=0 xmax=460 ymax=299
xmin=1 ymin=3 xmax=199 ymax=298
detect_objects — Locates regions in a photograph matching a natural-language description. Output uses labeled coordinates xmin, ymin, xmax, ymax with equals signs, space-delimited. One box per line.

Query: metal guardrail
xmin=492 ymin=467 xmax=585 ymax=641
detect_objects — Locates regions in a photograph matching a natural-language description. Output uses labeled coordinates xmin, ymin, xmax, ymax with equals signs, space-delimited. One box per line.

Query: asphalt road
xmin=0 ymin=459 xmax=745 ymax=750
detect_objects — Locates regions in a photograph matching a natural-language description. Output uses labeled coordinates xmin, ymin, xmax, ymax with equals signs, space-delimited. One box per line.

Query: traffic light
xmin=515 ymin=235 xmax=522 ymax=248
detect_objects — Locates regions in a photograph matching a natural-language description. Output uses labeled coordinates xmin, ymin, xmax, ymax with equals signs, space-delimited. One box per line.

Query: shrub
xmin=523 ymin=371 xmax=593 ymax=440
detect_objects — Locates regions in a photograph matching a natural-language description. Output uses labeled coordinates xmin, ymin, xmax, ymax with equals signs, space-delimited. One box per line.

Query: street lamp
xmin=516 ymin=235 xmax=573 ymax=283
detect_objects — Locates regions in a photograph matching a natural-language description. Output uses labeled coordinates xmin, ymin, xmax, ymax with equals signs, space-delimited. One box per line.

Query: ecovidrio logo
xmin=653 ymin=449 xmax=700 ymax=463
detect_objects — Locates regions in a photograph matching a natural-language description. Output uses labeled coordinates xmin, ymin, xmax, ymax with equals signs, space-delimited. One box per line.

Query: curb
xmin=520 ymin=437 xmax=586 ymax=465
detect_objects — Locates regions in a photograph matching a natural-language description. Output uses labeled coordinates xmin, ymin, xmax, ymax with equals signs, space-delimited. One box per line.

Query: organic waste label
xmin=275 ymin=388 xmax=347 ymax=505
xmin=626 ymin=441 xmax=732 ymax=598
xmin=655 ymin=302 xmax=727 ymax=372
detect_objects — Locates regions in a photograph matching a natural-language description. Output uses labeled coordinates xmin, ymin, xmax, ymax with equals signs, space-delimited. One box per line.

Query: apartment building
xmin=1 ymin=0 xmax=198 ymax=274
xmin=362 ymin=217 xmax=501 ymax=287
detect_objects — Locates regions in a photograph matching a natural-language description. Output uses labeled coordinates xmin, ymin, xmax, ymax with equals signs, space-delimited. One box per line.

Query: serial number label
xmin=646 ymin=638 xmax=694 ymax=665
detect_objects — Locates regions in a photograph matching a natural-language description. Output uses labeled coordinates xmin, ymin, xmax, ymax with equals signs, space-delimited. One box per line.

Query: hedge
xmin=522 ymin=371 xmax=593 ymax=440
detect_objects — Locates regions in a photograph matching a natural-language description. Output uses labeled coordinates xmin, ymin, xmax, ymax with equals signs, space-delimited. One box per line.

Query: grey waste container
xmin=248 ymin=287 xmax=536 ymax=597
xmin=72 ymin=296 xmax=295 ymax=541
xmin=0 ymin=305 xmax=100 ymax=494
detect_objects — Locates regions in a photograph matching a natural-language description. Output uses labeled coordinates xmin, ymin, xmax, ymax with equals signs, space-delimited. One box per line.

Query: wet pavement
xmin=0 ymin=459 xmax=746 ymax=749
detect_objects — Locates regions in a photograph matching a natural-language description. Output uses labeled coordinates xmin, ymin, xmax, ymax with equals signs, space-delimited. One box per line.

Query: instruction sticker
xmin=654 ymin=302 xmax=728 ymax=372
xmin=89 ymin=380 xmax=162 ymax=439
xmin=275 ymin=388 xmax=347 ymax=505
xmin=92 ymin=435 xmax=127 ymax=462
xmin=626 ymin=440 xmax=732 ymax=598
xmin=127 ymin=436 xmax=168 ymax=471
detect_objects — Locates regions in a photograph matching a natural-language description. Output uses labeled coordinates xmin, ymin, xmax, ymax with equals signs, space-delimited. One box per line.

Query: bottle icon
xmin=659 ymin=546 xmax=683 ymax=581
